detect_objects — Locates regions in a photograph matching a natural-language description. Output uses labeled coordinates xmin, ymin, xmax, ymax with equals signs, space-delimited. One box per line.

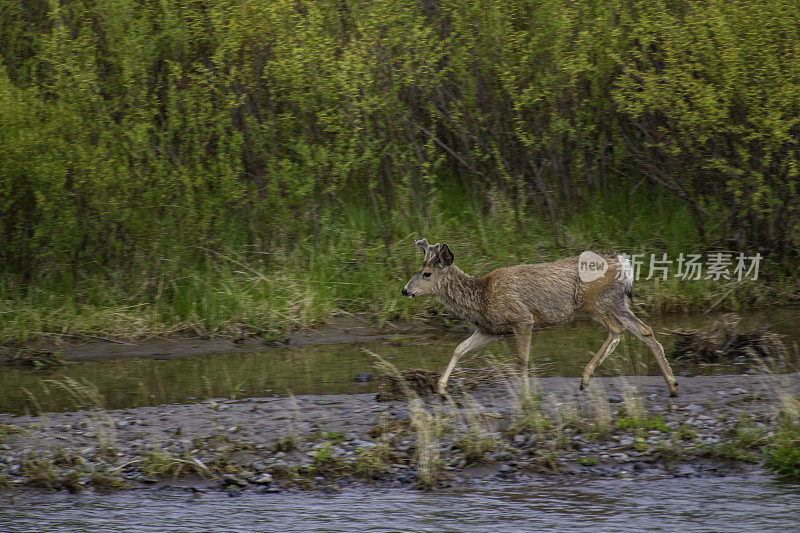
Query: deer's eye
xmin=422 ymin=272 xmax=432 ymax=278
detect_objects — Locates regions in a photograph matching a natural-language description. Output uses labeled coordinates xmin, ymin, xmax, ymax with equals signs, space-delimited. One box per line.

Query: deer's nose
xmin=401 ymin=288 xmax=409 ymax=297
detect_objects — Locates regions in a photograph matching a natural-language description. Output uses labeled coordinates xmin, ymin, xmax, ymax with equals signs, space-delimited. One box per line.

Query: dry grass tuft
xmin=46 ymin=377 xmax=117 ymax=456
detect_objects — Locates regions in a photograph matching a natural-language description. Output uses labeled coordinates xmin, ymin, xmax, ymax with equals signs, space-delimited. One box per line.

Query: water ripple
xmin=2 ymin=474 xmax=799 ymax=532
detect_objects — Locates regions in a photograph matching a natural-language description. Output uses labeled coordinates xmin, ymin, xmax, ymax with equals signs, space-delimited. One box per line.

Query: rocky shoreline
xmin=1 ymin=373 xmax=798 ymax=496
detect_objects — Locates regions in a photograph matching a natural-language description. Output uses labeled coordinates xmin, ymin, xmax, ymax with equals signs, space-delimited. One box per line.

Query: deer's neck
xmin=434 ymin=266 xmax=485 ymax=323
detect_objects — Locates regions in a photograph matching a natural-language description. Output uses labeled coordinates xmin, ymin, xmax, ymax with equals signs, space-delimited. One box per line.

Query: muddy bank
xmin=0 ymin=316 xmax=452 ymax=364
xmin=7 ymin=308 xmax=797 ymax=366
xmin=1 ymin=373 xmax=798 ymax=494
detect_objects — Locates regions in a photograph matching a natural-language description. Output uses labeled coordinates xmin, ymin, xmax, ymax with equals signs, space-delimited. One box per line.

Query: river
xmin=2 ymin=474 xmax=799 ymax=532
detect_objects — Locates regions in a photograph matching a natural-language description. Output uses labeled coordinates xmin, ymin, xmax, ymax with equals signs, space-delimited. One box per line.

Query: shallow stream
xmin=1 ymin=310 xmax=798 ymax=414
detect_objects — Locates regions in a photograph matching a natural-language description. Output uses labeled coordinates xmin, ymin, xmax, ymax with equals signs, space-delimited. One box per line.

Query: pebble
xmin=251 ymin=473 xmax=273 ymax=485
xmin=685 ymin=404 xmax=705 ymax=415
xmin=674 ymin=464 xmax=697 ymax=478
xmin=0 ymin=370 xmax=777 ymax=495
xmin=222 ymin=474 xmax=248 ymax=487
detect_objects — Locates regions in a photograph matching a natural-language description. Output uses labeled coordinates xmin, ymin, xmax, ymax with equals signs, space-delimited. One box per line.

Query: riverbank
xmin=4 ymin=305 xmax=798 ymax=366
xmin=0 ymin=316 xmax=449 ymax=364
xmin=2 ymin=372 xmax=798 ymax=495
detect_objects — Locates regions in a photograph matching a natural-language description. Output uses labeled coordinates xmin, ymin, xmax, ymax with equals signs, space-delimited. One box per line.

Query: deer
xmin=401 ymin=239 xmax=678 ymax=398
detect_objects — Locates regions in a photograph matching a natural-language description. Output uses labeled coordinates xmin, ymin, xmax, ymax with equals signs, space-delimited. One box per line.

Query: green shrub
xmin=765 ymin=413 xmax=800 ymax=479
xmin=2 ymin=0 xmax=798 ymax=342
xmin=617 ymin=415 xmax=669 ymax=434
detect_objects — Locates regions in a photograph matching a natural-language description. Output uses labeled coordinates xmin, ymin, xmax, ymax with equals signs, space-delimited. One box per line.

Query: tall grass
xmin=370 ymin=351 xmax=447 ymax=489
xmin=4 ymin=184 xmax=788 ymax=344
xmin=765 ymin=392 xmax=800 ymax=479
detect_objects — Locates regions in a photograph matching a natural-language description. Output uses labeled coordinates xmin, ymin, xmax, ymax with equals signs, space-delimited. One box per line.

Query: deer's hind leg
xmin=438 ymin=330 xmax=499 ymax=395
xmin=618 ymin=309 xmax=678 ymax=396
xmin=580 ymin=317 xmax=624 ymax=391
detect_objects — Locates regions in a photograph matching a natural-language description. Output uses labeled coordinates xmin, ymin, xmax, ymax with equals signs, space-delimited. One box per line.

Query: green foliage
xmin=454 ymin=432 xmax=500 ymax=464
xmin=706 ymin=442 xmax=760 ymax=463
xmin=765 ymin=411 xmax=800 ymax=479
xmin=19 ymin=456 xmax=60 ymax=489
xmin=323 ymin=432 xmax=345 ymax=445
xmin=677 ymin=424 xmax=698 ymax=441
xmin=1 ymin=0 xmax=799 ymax=341
xmin=617 ymin=414 xmax=669 ymax=433
xmin=731 ymin=414 xmax=769 ymax=450
xmin=313 ymin=443 xmax=333 ymax=463
xmin=0 ymin=424 xmax=25 ymax=443
xmin=141 ymin=450 xmax=181 ymax=478
xmin=311 ymin=442 xmax=349 ymax=477
xmin=352 ymin=444 xmax=394 ymax=479
xmin=508 ymin=392 xmax=550 ymax=436
xmin=141 ymin=449 xmax=213 ymax=479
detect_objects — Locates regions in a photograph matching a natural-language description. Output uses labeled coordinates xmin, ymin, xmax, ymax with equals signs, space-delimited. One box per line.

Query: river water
xmin=2 ymin=310 xmax=798 ymax=414
xmin=1 ymin=474 xmax=799 ymax=532
xmin=1 ymin=310 xmax=799 ymax=530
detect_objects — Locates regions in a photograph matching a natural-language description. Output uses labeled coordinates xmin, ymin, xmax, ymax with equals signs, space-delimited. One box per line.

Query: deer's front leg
xmin=437 ymin=330 xmax=499 ymax=395
xmin=514 ymin=325 xmax=533 ymax=397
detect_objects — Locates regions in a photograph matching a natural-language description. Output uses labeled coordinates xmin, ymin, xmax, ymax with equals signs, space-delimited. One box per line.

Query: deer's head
xmin=401 ymin=238 xmax=454 ymax=298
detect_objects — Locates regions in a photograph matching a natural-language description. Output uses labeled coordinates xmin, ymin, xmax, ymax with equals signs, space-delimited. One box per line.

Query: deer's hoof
xmin=669 ymin=380 xmax=679 ymax=397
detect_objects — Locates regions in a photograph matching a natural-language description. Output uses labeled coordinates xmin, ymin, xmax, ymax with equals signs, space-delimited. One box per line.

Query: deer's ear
xmin=439 ymin=244 xmax=454 ymax=267
xmin=415 ymin=239 xmax=429 ymax=254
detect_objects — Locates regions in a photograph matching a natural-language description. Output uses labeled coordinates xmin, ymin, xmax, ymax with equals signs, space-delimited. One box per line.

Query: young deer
xmin=401 ymin=239 xmax=678 ymax=397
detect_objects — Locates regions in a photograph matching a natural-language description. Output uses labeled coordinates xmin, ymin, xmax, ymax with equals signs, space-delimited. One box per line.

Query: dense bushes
xmin=1 ymin=0 xmax=798 ymax=337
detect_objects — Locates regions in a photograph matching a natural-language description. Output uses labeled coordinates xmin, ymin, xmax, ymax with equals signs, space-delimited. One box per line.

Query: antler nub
xmin=425 ymin=243 xmax=441 ymax=261
xmin=415 ymin=238 xmax=442 ymax=261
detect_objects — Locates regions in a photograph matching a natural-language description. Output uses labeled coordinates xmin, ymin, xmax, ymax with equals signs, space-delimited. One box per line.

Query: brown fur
xmin=402 ymin=240 xmax=678 ymax=397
